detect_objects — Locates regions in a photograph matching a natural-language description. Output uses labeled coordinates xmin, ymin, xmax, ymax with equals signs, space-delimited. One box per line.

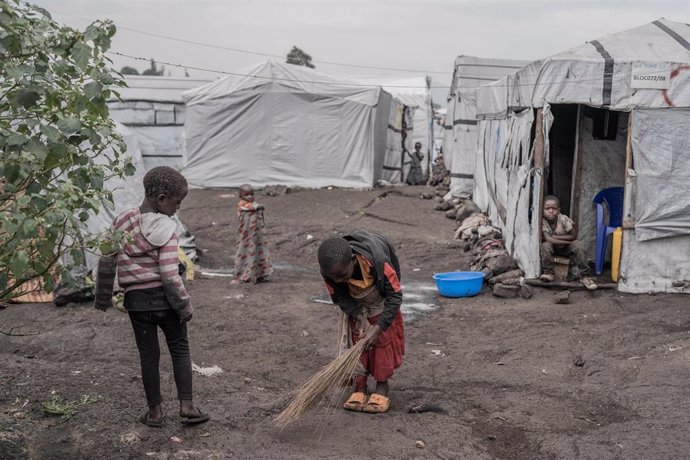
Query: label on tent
xmin=631 ymin=63 xmax=670 ymax=89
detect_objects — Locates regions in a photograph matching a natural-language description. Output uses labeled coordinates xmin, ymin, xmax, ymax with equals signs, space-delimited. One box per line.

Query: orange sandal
xmin=362 ymin=394 xmax=390 ymax=414
xmin=343 ymin=392 xmax=368 ymax=411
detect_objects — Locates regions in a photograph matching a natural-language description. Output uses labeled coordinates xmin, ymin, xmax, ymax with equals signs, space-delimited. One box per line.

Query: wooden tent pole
xmin=534 ymin=108 xmax=545 ymax=231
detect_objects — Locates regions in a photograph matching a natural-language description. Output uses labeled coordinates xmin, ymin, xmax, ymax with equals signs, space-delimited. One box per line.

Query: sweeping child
xmin=317 ymin=229 xmax=405 ymax=414
xmin=94 ymin=166 xmax=208 ymax=427
xmin=231 ymin=184 xmax=273 ymax=284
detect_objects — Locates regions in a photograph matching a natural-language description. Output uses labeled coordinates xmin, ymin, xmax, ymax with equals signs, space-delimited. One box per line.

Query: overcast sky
xmin=33 ymin=0 xmax=690 ymax=101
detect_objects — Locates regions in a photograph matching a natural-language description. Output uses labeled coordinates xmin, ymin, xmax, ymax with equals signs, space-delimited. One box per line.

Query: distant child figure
xmin=318 ymin=229 xmax=404 ymax=414
xmin=540 ymin=195 xmax=597 ymax=290
xmin=429 ymin=151 xmax=449 ymax=187
xmin=406 ymin=142 xmax=425 ymax=185
xmin=94 ymin=166 xmax=209 ymax=427
xmin=232 ymin=184 xmax=273 ymax=284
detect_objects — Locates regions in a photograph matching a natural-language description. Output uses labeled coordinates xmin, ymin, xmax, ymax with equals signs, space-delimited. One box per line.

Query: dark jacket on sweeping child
xmin=232 ymin=184 xmax=273 ymax=284
xmin=318 ymin=229 xmax=404 ymax=414
xmin=94 ymin=166 xmax=209 ymax=427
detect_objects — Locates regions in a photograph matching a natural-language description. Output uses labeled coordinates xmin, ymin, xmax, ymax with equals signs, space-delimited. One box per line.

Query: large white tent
xmin=182 ymin=61 xmax=409 ymax=189
xmin=108 ymin=76 xmax=211 ymax=171
xmin=473 ymin=19 xmax=690 ymax=293
xmin=443 ymin=56 xmax=527 ymax=195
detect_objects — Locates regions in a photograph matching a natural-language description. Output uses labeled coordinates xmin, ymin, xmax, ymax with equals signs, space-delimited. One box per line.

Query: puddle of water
xmin=309 ymin=281 xmax=440 ymax=322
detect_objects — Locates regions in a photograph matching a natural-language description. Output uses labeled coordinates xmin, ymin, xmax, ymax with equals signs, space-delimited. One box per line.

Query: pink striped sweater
xmin=94 ymin=208 xmax=191 ymax=319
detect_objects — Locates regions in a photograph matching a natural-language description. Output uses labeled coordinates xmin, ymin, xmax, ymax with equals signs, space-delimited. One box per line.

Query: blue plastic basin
xmin=432 ymin=271 xmax=485 ymax=298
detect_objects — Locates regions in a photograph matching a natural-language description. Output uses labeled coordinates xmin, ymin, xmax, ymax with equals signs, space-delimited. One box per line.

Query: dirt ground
xmin=1 ymin=186 xmax=690 ymax=459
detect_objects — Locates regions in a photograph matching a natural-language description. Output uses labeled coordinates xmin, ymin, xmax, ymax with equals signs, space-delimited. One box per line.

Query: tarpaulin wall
xmin=620 ymin=108 xmax=690 ymax=293
xmin=474 ymin=106 xmax=548 ymax=278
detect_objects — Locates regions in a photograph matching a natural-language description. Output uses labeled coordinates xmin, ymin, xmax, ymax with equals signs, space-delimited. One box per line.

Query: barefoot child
xmin=540 ymin=195 xmax=597 ymax=290
xmin=232 ymin=184 xmax=273 ymax=284
xmin=94 ymin=166 xmax=209 ymax=427
xmin=317 ymin=229 xmax=405 ymax=414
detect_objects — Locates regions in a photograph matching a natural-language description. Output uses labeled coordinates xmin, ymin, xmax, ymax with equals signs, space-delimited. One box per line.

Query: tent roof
xmin=112 ymin=76 xmax=213 ymax=103
xmin=477 ymin=19 xmax=690 ymax=115
xmin=552 ymin=18 xmax=690 ymax=64
xmin=182 ymin=60 xmax=382 ymax=106
xmin=451 ymin=55 xmax=527 ymax=91
xmin=351 ymin=75 xmax=430 ymax=109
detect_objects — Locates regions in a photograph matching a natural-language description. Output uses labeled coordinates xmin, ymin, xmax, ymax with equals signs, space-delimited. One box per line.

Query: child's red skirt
xmin=350 ymin=311 xmax=405 ymax=385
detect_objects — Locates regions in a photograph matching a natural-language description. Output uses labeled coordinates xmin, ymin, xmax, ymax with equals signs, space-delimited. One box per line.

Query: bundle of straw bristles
xmin=275 ymin=340 xmax=367 ymax=429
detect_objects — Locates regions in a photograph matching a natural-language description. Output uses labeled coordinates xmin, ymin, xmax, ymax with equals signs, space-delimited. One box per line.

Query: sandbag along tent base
xmin=182 ymin=61 xmax=410 ymax=189
xmin=473 ymin=19 xmax=690 ymax=294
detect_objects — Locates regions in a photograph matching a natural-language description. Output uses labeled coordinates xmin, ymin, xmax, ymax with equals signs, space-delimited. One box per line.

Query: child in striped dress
xmin=231 ymin=184 xmax=273 ymax=284
xmin=94 ymin=166 xmax=208 ymax=427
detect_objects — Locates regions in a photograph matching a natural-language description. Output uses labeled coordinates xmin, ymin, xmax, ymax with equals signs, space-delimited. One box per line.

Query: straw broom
xmin=275 ymin=338 xmax=367 ymax=429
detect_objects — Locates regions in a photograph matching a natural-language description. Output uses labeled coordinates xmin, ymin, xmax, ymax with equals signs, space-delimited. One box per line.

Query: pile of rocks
xmin=435 ymin=196 xmax=532 ymax=299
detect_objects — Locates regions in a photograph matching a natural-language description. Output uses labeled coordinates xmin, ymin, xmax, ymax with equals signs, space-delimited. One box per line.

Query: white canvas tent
xmin=473 ymin=19 xmax=690 ymax=293
xmin=443 ymin=56 xmax=527 ymax=196
xmin=182 ymin=61 xmax=410 ymax=188
xmin=108 ymin=76 xmax=211 ymax=171
xmin=354 ymin=76 xmax=433 ymax=176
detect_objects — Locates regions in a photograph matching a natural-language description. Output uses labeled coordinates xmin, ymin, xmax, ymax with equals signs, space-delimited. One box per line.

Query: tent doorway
xmin=544 ymin=104 xmax=628 ymax=266
xmin=547 ymin=104 xmax=579 ymax=216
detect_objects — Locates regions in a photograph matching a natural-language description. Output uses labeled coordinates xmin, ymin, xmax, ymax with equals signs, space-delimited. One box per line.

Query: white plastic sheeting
xmin=630 ymin=108 xmax=690 ymax=241
xmin=477 ymin=19 xmax=690 ymax=114
xmin=443 ymin=56 xmax=527 ymax=195
xmin=108 ymin=76 xmax=211 ymax=171
xmin=474 ymin=107 xmax=544 ymax=278
xmin=182 ymin=61 xmax=405 ymax=189
xmin=353 ymin=76 xmax=432 ymax=173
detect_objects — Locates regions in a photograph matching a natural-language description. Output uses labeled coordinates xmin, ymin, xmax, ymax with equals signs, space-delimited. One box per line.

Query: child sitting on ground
xmin=94 ymin=166 xmax=209 ymax=427
xmin=317 ymin=229 xmax=405 ymax=414
xmin=540 ymin=195 xmax=597 ymax=290
xmin=231 ymin=184 xmax=273 ymax=284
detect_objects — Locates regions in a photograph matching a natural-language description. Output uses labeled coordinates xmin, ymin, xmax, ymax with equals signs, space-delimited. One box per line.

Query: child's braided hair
xmin=143 ymin=166 xmax=188 ymax=198
xmin=317 ymin=237 xmax=353 ymax=270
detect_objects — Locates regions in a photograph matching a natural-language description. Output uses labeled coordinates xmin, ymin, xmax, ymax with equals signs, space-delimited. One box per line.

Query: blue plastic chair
xmin=592 ymin=187 xmax=624 ymax=275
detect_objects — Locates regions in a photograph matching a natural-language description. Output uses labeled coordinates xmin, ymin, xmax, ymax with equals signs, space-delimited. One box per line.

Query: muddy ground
xmin=1 ymin=186 xmax=689 ymax=459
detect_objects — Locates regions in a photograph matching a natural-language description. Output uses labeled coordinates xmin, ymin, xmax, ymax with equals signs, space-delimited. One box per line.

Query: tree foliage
xmin=0 ymin=0 xmax=133 ymax=299
xmin=286 ymin=46 xmax=315 ymax=69
xmin=120 ymin=65 xmax=139 ymax=75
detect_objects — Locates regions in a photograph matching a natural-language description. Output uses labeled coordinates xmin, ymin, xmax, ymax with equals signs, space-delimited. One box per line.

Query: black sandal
xmin=139 ymin=411 xmax=163 ymax=428
xmin=181 ymin=407 xmax=209 ymax=425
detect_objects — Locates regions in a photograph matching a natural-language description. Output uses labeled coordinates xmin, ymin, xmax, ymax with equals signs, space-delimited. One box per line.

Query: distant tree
xmin=141 ymin=58 xmax=164 ymax=76
xmin=286 ymin=46 xmax=315 ymax=68
xmin=120 ymin=66 xmax=139 ymax=75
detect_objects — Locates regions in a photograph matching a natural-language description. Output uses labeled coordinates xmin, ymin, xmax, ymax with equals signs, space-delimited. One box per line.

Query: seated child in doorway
xmin=94 ymin=166 xmax=209 ymax=427
xmin=231 ymin=184 xmax=273 ymax=284
xmin=540 ymin=195 xmax=597 ymax=290
xmin=317 ymin=229 xmax=405 ymax=414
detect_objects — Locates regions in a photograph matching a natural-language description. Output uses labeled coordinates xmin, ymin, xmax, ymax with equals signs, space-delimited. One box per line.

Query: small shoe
xmin=581 ymin=277 xmax=598 ymax=290
xmin=540 ymin=273 xmax=555 ymax=282
xmin=362 ymin=393 xmax=390 ymax=414
xmin=343 ymin=391 xmax=368 ymax=412
xmin=139 ymin=411 xmax=163 ymax=428
xmin=230 ymin=279 xmax=242 ymax=286
xmin=180 ymin=407 xmax=210 ymax=425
